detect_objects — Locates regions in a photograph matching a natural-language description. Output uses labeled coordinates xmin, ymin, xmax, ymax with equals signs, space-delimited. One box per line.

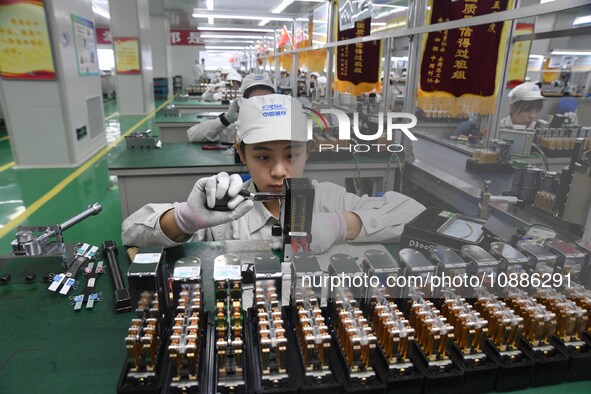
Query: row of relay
xmin=117 ymin=239 xmax=591 ymax=394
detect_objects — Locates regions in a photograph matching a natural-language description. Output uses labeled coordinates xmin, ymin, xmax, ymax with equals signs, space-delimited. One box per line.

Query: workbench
xmin=108 ymin=142 xmax=398 ymax=218
xmin=170 ymin=98 xmax=228 ymax=113
xmin=154 ymin=111 xmax=221 ymax=142
xmin=2 ymin=240 xmax=590 ymax=393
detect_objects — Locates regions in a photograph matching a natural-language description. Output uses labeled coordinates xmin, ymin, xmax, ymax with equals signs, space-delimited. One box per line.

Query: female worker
xmin=187 ymin=73 xmax=275 ymax=144
xmin=499 ymin=82 xmax=545 ymax=129
xmin=122 ymin=94 xmax=425 ymax=254
xmin=201 ymin=71 xmax=243 ymax=102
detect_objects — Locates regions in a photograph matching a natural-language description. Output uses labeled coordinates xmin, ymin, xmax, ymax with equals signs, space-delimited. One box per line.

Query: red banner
xmin=96 ymin=27 xmax=111 ymax=44
xmin=335 ymin=18 xmax=380 ymax=96
xmin=420 ymin=0 xmax=509 ymax=96
xmin=418 ymin=0 xmax=512 ymax=115
xmin=170 ymin=30 xmax=204 ymax=46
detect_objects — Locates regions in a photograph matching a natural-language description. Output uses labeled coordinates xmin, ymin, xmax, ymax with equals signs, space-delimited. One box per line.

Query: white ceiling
xmin=90 ymin=0 xmax=410 ymax=50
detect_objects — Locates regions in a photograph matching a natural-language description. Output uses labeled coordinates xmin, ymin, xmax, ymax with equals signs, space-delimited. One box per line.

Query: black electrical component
xmin=400 ymin=208 xmax=489 ymax=256
xmin=166 ymin=257 xmax=207 ymax=393
xmin=288 ymin=253 xmax=341 ymax=393
xmin=281 ymin=178 xmax=315 ymax=261
xmin=117 ymin=246 xmax=170 ymax=394
xmin=362 ymin=250 xmax=424 ymax=394
xmin=327 ymin=254 xmax=386 ymax=393
xmin=101 ymin=240 xmax=132 ymax=313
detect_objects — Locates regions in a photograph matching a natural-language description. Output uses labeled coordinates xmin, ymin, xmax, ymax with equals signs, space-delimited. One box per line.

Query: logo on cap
xmin=261 ymin=104 xmax=287 ymax=117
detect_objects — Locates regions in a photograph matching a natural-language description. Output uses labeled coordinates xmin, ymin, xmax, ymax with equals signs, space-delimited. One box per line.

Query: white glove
xmin=310 ymin=212 xmax=347 ymax=254
xmin=225 ymin=98 xmax=242 ymax=123
xmin=565 ymin=111 xmax=577 ymax=125
xmin=174 ymin=172 xmax=254 ymax=234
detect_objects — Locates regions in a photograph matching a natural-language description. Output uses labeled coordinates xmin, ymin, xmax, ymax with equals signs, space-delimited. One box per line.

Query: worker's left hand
xmin=310 ymin=212 xmax=347 ymax=254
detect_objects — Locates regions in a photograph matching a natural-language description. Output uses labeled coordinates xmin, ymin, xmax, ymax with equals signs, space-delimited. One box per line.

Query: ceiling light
xmin=205 ymin=45 xmax=249 ymax=50
xmin=192 ymin=11 xmax=294 ymax=22
xmin=201 ymin=34 xmax=264 ymax=39
xmin=203 ymin=40 xmax=256 ymax=44
xmin=197 ymin=26 xmax=275 ymax=33
xmin=92 ymin=6 xmax=110 ymax=19
xmin=551 ymin=50 xmax=591 ymax=56
xmin=573 ymin=15 xmax=591 ymax=26
xmin=259 ymin=19 xmax=271 ymax=26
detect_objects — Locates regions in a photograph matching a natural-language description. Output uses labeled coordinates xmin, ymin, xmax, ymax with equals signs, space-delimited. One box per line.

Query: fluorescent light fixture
xmin=205 ymin=45 xmax=249 ymax=50
xmin=92 ymin=6 xmax=110 ymax=19
xmin=203 ymin=40 xmax=256 ymax=44
xmin=573 ymin=15 xmax=591 ymax=26
xmin=201 ymin=34 xmax=264 ymax=39
xmin=551 ymin=50 xmax=591 ymax=56
xmin=372 ymin=22 xmax=387 ymax=26
xmin=273 ymin=0 xmax=295 ymax=14
xmin=193 ymin=12 xmax=294 ymax=22
xmin=197 ymin=26 xmax=275 ymax=33
xmin=259 ymin=18 xmax=271 ymax=26
xmin=540 ymin=0 xmax=555 ymax=3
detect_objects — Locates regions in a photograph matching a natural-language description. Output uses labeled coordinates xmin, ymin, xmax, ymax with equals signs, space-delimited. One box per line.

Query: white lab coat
xmin=499 ymin=116 xmax=536 ymax=129
xmin=121 ymin=179 xmax=426 ymax=248
xmin=187 ymin=118 xmax=237 ymax=144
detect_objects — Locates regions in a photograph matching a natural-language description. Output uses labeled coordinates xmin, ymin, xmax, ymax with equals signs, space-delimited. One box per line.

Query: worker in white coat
xmin=500 ymin=82 xmax=545 ymax=129
xmin=122 ymin=94 xmax=426 ymax=254
xmin=187 ymin=73 xmax=275 ymax=144
xmin=201 ymin=72 xmax=243 ymax=102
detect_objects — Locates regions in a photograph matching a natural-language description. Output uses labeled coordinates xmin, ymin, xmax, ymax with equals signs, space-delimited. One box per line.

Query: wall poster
xmin=0 ymin=0 xmax=56 ymax=80
xmin=71 ymin=14 xmax=99 ymax=76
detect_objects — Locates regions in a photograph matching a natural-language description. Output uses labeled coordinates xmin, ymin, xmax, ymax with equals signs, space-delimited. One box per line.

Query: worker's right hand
xmin=225 ymin=98 xmax=242 ymax=123
xmin=174 ymin=172 xmax=254 ymax=234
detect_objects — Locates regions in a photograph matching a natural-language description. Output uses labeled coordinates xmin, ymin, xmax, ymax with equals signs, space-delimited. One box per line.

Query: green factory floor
xmin=1 ymin=98 xmax=591 ymax=393
xmin=0 ymin=97 xmax=173 ymax=255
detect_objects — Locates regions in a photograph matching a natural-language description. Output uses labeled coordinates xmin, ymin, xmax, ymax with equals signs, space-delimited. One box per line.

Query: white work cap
xmin=239 ymin=73 xmax=275 ymax=97
xmin=237 ymin=94 xmax=308 ymax=144
xmin=310 ymin=72 xmax=320 ymax=77
xmin=226 ymin=72 xmax=243 ymax=82
xmin=508 ymin=82 xmax=544 ymax=104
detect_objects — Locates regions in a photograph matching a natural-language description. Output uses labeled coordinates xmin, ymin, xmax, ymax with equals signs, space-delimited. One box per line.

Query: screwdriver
xmin=208 ymin=188 xmax=284 ymax=211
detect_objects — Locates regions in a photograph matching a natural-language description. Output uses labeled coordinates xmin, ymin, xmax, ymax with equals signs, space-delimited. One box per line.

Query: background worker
xmin=500 ymin=82 xmax=545 ymax=129
xmin=123 ymin=94 xmax=425 ymax=254
xmin=187 ymin=73 xmax=275 ymax=144
xmin=201 ymin=71 xmax=243 ymax=102
xmin=193 ymin=58 xmax=206 ymax=83
xmin=450 ymin=114 xmax=481 ymax=140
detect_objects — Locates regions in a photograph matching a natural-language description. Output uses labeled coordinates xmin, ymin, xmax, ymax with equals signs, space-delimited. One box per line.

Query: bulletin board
xmin=71 ymin=14 xmax=99 ymax=77
xmin=114 ymin=37 xmax=140 ymax=75
xmin=0 ymin=0 xmax=56 ymax=80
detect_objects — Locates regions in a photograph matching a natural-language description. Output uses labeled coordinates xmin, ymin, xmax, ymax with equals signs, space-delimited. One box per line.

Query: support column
xmin=109 ymin=0 xmax=154 ymax=114
xmin=150 ymin=12 xmax=173 ymax=98
xmin=0 ymin=0 xmax=106 ymax=168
